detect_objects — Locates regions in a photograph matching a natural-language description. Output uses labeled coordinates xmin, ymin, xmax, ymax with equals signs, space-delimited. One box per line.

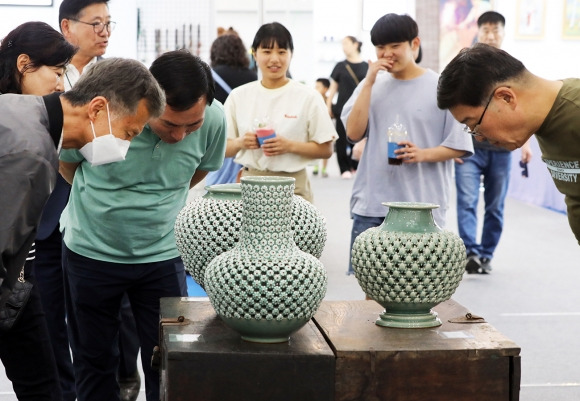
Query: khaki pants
xmin=241 ymin=167 xmax=313 ymax=203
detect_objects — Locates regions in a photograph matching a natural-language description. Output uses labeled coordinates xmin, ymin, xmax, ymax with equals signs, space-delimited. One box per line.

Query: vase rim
xmin=241 ymin=176 xmax=296 ymax=185
xmin=382 ymin=201 xmax=440 ymax=210
xmin=205 ymin=183 xmax=241 ymax=194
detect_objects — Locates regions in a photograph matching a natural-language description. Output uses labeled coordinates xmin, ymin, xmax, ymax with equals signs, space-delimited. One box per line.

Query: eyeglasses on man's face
xmin=463 ymin=89 xmax=496 ymax=138
xmin=69 ymin=18 xmax=116 ymax=34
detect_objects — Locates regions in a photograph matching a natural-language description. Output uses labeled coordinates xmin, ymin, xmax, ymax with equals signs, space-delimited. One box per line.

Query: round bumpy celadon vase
xmin=204 ymin=176 xmax=328 ymax=343
xmin=351 ymin=202 xmax=466 ymax=328
xmin=174 ymin=183 xmax=326 ymax=290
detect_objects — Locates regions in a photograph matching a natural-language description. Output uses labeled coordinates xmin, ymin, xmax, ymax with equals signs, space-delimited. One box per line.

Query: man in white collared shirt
xmin=59 ymin=0 xmax=114 ymax=90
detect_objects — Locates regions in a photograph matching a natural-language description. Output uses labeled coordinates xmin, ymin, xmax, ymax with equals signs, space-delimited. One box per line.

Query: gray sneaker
xmin=465 ymin=254 xmax=481 ymax=274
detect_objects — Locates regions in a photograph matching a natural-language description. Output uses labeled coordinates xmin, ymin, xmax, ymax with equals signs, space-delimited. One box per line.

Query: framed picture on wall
xmin=515 ymin=0 xmax=545 ymax=39
xmin=563 ymin=0 xmax=580 ymax=38
xmin=0 ymin=0 xmax=52 ymax=4
xmin=439 ymin=0 xmax=492 ymax=71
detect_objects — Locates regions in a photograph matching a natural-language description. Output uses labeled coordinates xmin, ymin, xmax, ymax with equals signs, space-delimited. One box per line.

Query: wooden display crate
xmin=159 ymin=298 xmax=520 ymax=401
xmin=313 ymin=300 xmax=521 ymax=401
xmin=159 ymin=298 xmax=335 ymax=401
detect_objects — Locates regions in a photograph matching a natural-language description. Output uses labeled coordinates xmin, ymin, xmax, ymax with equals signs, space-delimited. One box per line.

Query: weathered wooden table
xmin=159 ymin=298 xmax=335 ymax=401
xmin=313 ymin=300 xmax=521 ymax=401
xmin=159 ymin=298 xmax=520 ymax=401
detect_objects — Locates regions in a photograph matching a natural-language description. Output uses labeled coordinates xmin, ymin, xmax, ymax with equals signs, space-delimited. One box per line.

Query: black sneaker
xmin=480 ymin=258 xmax=492 ymax=274
xmin=119 ymin=370 xmax=141 ymax=401
xmin=465 ymin=254 xmax=481 ymax=274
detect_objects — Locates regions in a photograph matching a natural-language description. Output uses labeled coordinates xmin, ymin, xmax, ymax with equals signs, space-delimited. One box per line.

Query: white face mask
xmin=79 ymin=104 xmax=131 ymax=166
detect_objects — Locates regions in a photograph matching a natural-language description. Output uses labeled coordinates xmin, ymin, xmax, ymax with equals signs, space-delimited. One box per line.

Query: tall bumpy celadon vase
xmin=174 ymin=183 xmax=326 ymax=290
xmin=204 ymin=176 xmax=328 ymax=343
xmin=351 ymin=202 xmax=466 ymax=328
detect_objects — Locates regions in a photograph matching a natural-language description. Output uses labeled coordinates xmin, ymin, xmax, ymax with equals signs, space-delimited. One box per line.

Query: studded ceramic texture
xmin=174 ymin=186 xmax=327 ymax=290
xmin=204 ymin=177 xmax=327 ymax=332
xmin=352 ymin=229 xmax=465 ymax=305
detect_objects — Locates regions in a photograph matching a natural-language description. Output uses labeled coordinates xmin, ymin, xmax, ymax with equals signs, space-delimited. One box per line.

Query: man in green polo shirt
xmin=59 ymin=50 xmax=227 ymax=401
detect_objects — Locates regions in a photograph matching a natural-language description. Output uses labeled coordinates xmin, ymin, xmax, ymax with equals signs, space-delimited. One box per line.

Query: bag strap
xmin=345 ymin=63 xmax=360 ymax=86
xmin=211 ymin=70 xmax=233 ymax=94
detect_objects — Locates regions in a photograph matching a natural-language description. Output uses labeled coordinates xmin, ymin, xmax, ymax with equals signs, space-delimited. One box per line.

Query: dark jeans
xmin=0 ymin=260 xmax=62 ymax=400
xmin=63 ymin=246 xmax=187 ymax=401
xmin=34 ymin=228 xmax=76 ymax=401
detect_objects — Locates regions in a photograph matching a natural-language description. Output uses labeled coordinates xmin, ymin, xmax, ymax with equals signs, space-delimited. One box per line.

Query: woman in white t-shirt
xmin=224 ymin=22 xmax=337 ymax=203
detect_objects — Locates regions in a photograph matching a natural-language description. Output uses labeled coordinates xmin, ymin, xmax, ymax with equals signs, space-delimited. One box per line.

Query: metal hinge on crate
xmin=152 ymin=316 xmax=191 ymax=371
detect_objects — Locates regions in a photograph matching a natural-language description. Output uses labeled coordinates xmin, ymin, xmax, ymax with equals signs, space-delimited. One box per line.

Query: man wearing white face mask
xmin=59 ymin=50 xmax=227 ymax=401
xmin=79 ymin=103 xmax=131 ymax=165
xmin=0 ymin=57 xmax=164 ymax=400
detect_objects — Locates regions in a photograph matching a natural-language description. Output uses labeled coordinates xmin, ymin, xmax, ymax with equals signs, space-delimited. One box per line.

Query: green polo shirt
xmin=59 ymin=101 xmax=227 ymax=263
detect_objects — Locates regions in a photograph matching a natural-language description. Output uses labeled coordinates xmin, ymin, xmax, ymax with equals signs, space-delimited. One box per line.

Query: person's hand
xmin=365 ymin=58 xmax=393 ymax=85
xmin=396 ymin=140 xmax=425 ymax=164
xmin=454 ymin=157 xmax=464 ymax=165
xmin=239 ymin=132 xmax=260 ymax=150
xmin=521 ymin=142 xmax=533 ymax=163
xmin=261 ymin=136 xmax=291 ymax=157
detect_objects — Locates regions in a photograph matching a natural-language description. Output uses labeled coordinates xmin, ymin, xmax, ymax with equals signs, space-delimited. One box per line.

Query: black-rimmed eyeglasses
xmin=69 ymin=18 xmax=116 ymax=34
xmin=463 ymin=90 xmax=496 ymax=137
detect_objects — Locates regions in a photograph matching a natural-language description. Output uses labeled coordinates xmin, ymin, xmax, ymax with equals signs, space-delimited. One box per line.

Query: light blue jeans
xmin=455 ymin=149 xmax=512 ymax=260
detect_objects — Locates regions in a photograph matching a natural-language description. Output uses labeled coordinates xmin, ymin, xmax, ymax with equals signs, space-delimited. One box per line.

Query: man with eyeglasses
xmin=438 ymin=43 xmax=580 ymax=245
xmin=59 ymin=0 xmax=115 ymax=90
xmin=453 ymin=11 xmax=533 ymax=275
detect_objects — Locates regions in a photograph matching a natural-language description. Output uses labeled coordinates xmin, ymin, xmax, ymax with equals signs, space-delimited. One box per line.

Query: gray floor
xmin=2 ymin=154 xmax=579 ymax=400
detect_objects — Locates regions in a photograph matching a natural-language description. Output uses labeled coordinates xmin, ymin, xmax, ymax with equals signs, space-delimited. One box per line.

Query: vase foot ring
xmin=376 ymin=310 xmax=442 ymax=329
xmin=241 ymin=335 xmax=290 ymax=343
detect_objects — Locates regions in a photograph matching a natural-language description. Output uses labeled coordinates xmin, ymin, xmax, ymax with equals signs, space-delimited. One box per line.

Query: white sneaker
xmin=341 ymin=171 xmax=352 ymax=179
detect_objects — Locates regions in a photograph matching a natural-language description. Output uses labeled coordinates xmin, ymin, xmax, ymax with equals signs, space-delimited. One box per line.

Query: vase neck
xmin=239 ymin=178 xmax=296 ymax=250
xmin=381 ymin=206 xmax=440 ymax=233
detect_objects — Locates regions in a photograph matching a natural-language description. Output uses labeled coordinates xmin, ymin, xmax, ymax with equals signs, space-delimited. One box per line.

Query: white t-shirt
xmin=341 ymin=69 xmax=474 ymax=227
xmin=225 ymin=79 xmax=337 ymax=172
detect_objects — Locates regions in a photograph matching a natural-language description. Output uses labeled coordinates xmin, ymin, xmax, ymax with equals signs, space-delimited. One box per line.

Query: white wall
xmin=496 ymin=1 xmax=580 ymax=80
xmin=0 ymin=0 xmax=138 ymax=59
xmin=1 ymin=0 xmax=578 ymax=81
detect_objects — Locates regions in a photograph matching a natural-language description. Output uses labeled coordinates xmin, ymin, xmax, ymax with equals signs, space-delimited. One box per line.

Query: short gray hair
xmin=62 ymin=58 xmax=165 ymax=118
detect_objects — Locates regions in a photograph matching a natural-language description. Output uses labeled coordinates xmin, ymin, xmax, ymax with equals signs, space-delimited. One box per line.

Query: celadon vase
xmin=351 ymin=202 xmax=466 ymax=328
xmin=204 ymin=176 xmax=328 ymax=343
xmin=174 ymin=183 xmax=326 ymax=290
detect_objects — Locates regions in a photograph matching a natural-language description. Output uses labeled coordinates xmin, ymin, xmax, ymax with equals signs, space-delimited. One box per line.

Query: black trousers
xmin=335 ymin=116 xmax=358 ymax=174
xmin=34 ymin=228 xmax=76 ymax=401
xmin=63 ymin=245 xmax=187 ymax=401
xmin=0 ymin=260 xmax=62 ymax=400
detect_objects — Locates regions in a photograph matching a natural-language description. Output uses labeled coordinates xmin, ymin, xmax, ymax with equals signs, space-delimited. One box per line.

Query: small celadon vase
xmin=204 ymin=176 xmax=328 ymax=343
xmin=351 ymin=202 xmax=466 ymax=328
xmin=174 ymin=183 xmax=327 ymax=290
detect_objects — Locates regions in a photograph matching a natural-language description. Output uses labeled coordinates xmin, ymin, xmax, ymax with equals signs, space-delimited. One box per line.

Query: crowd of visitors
xmin=1 ymin=3 xmax=579 ymax=400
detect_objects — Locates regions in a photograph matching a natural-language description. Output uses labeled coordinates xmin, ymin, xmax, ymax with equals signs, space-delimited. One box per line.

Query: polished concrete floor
xmin=1 ymin=154 xmax=579 ymax=400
